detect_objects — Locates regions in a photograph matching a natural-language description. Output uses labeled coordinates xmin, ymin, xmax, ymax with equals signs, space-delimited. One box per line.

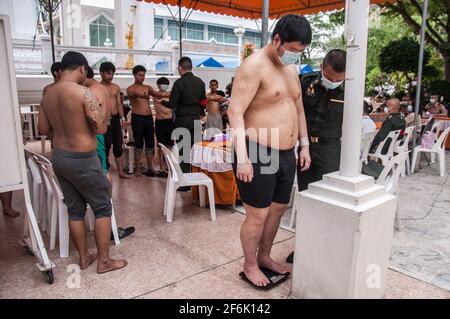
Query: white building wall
xmin=0 ymin=0 xmax=37 ymax=40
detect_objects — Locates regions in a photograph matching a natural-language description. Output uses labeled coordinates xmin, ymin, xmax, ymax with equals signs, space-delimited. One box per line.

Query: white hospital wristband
xmin=300 ymin=137 xmax=310 ymax=147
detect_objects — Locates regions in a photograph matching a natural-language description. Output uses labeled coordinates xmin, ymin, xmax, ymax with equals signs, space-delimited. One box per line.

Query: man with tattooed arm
xmin=38 ymin=52 xmax=127 ymax=274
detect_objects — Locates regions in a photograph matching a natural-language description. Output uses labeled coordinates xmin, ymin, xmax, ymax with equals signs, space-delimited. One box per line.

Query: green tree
xmin=379 ymin=37 xmax=432 ymax=97
xmin=379 ymin=37 xmax=431 ymax=78
xmin=381 ymin=0 xmax=450 ymax=81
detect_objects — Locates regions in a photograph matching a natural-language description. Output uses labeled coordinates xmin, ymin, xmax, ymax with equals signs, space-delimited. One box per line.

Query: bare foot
xmin=97 ymin=259 xmax=128 ymax=274
xmin=3 ymin=208 xmax=20 ymax=218
xmin=79 ymin=254 xmax=97 ymax=270
xmin=119 ymin=173 xmax=131 ymax=179
xmin=258 ymin=256 xmax=288 ymax=275
xmin=243 ymin=265 xmax=270 ymax=287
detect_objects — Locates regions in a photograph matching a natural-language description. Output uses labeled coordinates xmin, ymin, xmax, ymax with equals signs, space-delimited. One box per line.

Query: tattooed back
xmin=40 ymin=81 xmax=102 ymax=152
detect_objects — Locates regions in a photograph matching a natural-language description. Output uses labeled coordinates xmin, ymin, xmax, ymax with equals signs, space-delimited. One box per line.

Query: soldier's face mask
xmin=321 ymin=74 xmax=343 ymax=90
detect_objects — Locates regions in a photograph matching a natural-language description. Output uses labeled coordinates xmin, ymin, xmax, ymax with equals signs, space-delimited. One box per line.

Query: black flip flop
xmin=111 ymin=227 xmax=135 ymax=241
xmin=286 ymin=252 xmax=294 ymax=264
xmin=144 ymin=170 xmax=157 ymax=177
xmin=239 ymin=267 xmax=290 ymax=291
xmin=156 ymin=171 xmax=168 ymax=178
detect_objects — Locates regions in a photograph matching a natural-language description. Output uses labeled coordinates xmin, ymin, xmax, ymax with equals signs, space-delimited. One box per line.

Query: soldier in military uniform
xmin=370 ymin=98 xmax=406 ymax=154
xmin=286 ymin=49 xmax=347 ymax=264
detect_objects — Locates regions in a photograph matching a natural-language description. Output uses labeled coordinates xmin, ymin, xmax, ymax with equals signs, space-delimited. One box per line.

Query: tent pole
xmin=48 ymin=0 xmax=56 ymax=63
xmin=412 ymin=0 xmax=428 ymax=152
xmin=261 ymin=0 xmax=269 ymax=46
xmin=178 ymin=0 xmax=183 ymax=57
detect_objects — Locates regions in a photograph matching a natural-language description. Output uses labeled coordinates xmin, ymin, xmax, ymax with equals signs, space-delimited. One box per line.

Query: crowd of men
xmin=2 ymin=13 xmax=447 ymax=290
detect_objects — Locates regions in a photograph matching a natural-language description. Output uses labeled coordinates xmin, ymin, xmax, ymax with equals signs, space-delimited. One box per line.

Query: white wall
xmin=0 ymin=0 xmax=37 ymax=40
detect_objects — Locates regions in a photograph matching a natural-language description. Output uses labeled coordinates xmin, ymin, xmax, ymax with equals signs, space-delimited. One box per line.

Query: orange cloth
xmin=191 ymin=166 xmax=240 ymax=205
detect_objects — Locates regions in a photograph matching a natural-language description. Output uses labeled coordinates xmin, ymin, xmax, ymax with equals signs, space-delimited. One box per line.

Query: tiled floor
xmin=0 ymin=142 xmax=448 ymax=299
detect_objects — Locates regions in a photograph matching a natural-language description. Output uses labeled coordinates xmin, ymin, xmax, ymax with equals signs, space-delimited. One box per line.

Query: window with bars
xmin=243 ymin=31 xmax=262 ymax=48
xmin=168 ymin=21 xmax=204 ymax=41
xmin=154 ymin=17 xmax=164 ymax=39
xmin=208 ymin=25 xmax=238 ymax=44
xmin=89 ymin=15 xmax=115 ymax=47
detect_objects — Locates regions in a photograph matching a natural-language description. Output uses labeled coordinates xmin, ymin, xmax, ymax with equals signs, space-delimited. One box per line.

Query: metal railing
xmin=13 ymin=39 xmax=175 ymax=75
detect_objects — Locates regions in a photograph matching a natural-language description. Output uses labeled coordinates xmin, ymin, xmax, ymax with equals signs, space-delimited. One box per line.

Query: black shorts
xmin=104 ymin=115 xmax=124 ymax=161
xmin=232 ymin=139 xmax=296 ymax=209
xmin=131 ymin=113 xmax=155 ymax=153
xmin=155 ymin=119 xmax=174 ymax=147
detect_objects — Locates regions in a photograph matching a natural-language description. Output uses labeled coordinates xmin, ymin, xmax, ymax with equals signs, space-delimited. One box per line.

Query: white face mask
xmin=159 ymin=84 xmax=169 ymax=92
xmin=321 ymin=74 xmax=343 ymax=90
xmin=279 ymin=47 xmax=300 ymax=66
xmin=411 ymin=81 xmax=417 ymax=87
xmin=407 ymin=105 xmax=413 ymax=112
xmin=429 ymin=99 xmax=436 ymax=104
xmin=384 ymin=107 xmax=389 ymax=113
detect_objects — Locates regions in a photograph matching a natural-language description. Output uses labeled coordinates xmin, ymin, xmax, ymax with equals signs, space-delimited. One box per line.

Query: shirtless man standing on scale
xmin=39 ymin=51 xmax=127 ymax=273
xmin=99 ymin=62 xmax=129 ymax=179
xmin=126 ymin=65 xmax=169 ymax=177
xmin=228 ymin=15 xmax=312 ymax=289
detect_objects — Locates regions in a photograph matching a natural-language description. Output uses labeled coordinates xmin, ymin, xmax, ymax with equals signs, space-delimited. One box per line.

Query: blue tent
xmin=155 ymin=60 xmax=170 ymax=72
xmin=300 ymin=64 xmax=314 ymax=75
xmin=191 ymin=57 xmax=224 ymax=68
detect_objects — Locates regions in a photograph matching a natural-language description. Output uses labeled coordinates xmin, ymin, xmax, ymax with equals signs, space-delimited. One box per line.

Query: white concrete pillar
xmin=291 ymin=0 xmax=397 ymax=299
xmin=339 ymin=0 xmax=370 ymax=177
xmin=40 ymin=35 xmax=53 ymax=75
xmin=60 ymin=0 xmax=82 ymax=46
xmin=234 ymin=25 xmax=245 ymax=67
xmin=135 ymin=0 xmax=154 ymax=50
xmin=115 ymin=0 xmax=134 ymax=49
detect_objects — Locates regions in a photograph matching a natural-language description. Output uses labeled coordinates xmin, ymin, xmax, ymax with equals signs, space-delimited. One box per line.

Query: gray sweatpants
xmin=52 ymin=148 xmax=112 ymax=221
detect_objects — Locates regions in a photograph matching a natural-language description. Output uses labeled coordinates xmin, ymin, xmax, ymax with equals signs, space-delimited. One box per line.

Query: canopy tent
xmin=191 ymin=57 xmax=225 ymax=68
xmin=138 ymin=0 xmax=390 ymax=19
xmin=300 ymin=64 xmax=315 ymax=75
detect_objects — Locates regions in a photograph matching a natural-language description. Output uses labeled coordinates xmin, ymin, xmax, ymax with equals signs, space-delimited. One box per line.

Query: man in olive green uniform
xmin=286 ymin=49 xmax=346 ymax=264
xmin=370 ymin=98 xmax=406 ymax=154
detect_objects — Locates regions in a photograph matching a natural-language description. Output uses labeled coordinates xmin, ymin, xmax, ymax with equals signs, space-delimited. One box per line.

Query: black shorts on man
xmin=232 ymin=139 xmax=296 ymax=209
xmin=131 ymin=113 xmax=155 ymax=155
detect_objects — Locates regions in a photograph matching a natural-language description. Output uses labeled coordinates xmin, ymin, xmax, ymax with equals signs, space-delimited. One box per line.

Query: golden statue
xmin=125 ymin=23 xmax=134 ymax=49
xmin=125 ymin=23 xmax=134 ymax=69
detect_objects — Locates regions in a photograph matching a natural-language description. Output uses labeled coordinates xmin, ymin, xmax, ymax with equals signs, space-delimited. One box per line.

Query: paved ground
xmin=389 ymin=152 xmax=450 ymax=291
xmin=0 ymin=142 xmax=448 ymax=299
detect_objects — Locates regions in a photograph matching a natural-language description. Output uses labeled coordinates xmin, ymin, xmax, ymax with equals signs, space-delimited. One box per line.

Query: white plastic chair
xmin=360 ymin=131 xmax=377 ymax=171
xmin=25 ymin=155 xmax=44 ymax=230
xmin=36 ymin=160 xmax=120 ymax=258
xmin=394 ymin=126 xmax=415 ymax=176
xmin=376 ymin=152 xmax=408 ymax=231
xmin=411 ymin=126 xmax=450 ymax=177
xmin=430 ymin=121 xmax=442 ymax=163
xmin=160 ymin=143 xmax=216 ymax=223
xmin=369 ymin=130 xmax=401 ymax=165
